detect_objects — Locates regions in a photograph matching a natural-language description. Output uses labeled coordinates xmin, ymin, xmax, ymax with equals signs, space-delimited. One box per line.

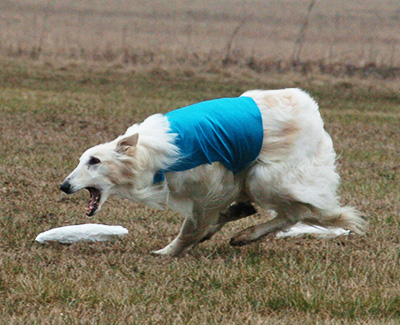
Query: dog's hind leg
xmin=218 ymin=201 xmax=257 ymax=224
xmin=229 ymin=202 xmax=312 ymax=246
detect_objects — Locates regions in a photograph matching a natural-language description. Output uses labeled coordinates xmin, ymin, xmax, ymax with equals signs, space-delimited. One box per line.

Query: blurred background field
xmin=1 ymin=0 xmax=400 ymax=77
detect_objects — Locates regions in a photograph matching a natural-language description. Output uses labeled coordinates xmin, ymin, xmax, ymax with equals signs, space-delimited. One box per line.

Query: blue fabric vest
xmin=154 ymin=97 xmax=263 ymax=183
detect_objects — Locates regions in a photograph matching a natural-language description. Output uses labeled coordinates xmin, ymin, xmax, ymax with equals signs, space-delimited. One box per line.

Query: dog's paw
xmin=151 ymin=245 xmax=178 ymax=256
xmin=229 ymin=231 xmax=254 ymax=247
xmin=151 ymin=248 xmax=170 ymax=255
xmin=229 ymin=237 xmax=248 ymax=247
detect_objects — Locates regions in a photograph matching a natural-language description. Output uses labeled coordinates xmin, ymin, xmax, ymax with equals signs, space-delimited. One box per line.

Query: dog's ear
xmin=116 ymin=133 xmax=139 ymax=155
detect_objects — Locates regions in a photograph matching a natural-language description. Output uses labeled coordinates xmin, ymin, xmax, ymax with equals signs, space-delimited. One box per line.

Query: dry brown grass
xmin=1 ymin=0 xmax=400 ymax=76
xmin=0 ymin=59 xmax=399 ymax=323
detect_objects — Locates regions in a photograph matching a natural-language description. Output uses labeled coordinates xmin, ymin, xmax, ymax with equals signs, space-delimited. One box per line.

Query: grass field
xmin=0 ymin=59 xmax=400 ymax=323
xmin=1 ymin=0 xmax=400 ymax=72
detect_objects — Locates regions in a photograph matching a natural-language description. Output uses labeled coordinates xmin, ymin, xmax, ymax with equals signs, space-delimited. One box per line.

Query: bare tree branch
xmin=291 ymin=0 xmax=317 ymax=62
xmin=222 ymin=18 xmax=247 ymax=66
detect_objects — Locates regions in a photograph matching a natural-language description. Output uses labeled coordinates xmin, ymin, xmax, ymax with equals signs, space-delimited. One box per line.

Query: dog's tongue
xmin=86 ymin=187 xmax=101 ymax=216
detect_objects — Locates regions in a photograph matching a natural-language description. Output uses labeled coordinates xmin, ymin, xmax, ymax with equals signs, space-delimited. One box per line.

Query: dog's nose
xmin=60 ymin=181 xmax=72 ymax=194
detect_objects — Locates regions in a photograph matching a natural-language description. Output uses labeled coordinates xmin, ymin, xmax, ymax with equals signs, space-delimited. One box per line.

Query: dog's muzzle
xmin=60 ymin=181 xmax=72 ymax=194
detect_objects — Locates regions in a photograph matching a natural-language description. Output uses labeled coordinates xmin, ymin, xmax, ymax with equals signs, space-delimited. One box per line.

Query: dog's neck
xmin=121 ymin=113 xmax=180 ymax=174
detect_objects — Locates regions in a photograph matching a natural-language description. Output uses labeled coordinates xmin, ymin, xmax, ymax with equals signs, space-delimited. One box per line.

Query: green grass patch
xmin=1 ymin=60 xmax=399 ymax=323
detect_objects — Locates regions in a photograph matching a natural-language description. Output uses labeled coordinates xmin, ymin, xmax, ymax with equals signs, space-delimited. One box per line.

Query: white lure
xmin=276 ymin=223 xmax=350 ymax=238
xmin=35 ymin=224 xmax=129 ymax=244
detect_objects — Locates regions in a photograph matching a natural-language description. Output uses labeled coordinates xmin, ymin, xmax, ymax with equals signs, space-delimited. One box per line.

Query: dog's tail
xmin=306 ymin=205 xmax=367 ymax=235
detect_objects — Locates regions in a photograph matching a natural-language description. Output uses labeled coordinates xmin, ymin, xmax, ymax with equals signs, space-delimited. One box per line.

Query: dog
xmin=60 ymin=88 xmax=366 ymax=256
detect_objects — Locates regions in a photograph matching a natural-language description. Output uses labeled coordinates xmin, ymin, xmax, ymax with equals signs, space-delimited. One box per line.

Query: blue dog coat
xmin=154 ymin=97 xmax=263 ymax=183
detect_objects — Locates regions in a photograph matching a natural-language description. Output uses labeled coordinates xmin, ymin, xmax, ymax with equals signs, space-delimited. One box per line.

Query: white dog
xmin=60 ymin=88 xmax=366 ymax=256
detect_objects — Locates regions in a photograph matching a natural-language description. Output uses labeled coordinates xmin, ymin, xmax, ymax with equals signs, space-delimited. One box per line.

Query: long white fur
xmin=62 ymin=88 xmax=366 ymax=256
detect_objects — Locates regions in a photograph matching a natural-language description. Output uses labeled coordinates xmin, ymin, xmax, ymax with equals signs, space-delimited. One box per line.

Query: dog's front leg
xmin=152 ymin=204 xmax=218 ymax=256
xmin=151 ymin=217 xmax=208 ymax=256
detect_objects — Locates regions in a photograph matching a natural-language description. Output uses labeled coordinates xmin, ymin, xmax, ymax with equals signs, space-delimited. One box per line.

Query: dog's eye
xmin=88 ymin=157 xmax=101 ymax=165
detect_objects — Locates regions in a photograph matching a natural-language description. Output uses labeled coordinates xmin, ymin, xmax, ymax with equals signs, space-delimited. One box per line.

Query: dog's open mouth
xmin=86 ymin=187 xmax=101 ymax=216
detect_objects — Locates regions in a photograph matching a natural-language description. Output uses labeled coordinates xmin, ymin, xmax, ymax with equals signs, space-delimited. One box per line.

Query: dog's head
xmin=60 ymin=133 xmax=141 ymax=216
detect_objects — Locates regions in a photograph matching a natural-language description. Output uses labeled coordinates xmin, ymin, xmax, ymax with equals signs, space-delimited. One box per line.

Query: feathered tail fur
xmin=305 ymin=205 xmax=367 ymax=235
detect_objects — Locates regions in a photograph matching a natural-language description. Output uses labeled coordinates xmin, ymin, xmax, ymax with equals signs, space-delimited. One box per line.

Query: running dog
xmin=60 ymin=88 xmax=366 ymax=256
